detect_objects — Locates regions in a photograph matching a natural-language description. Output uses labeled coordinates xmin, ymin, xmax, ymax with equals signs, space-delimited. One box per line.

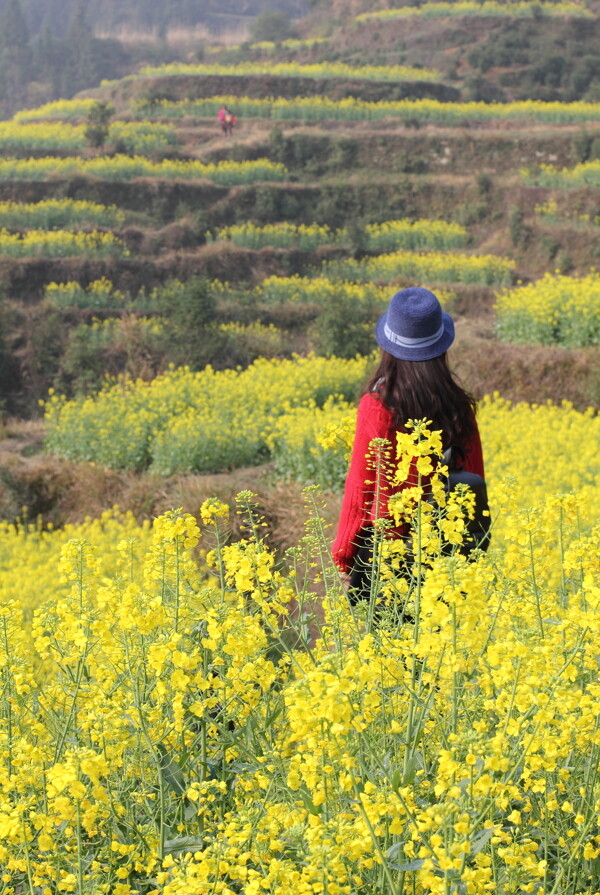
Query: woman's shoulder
xmin=358 ymin=391 xmax=393 ymax=421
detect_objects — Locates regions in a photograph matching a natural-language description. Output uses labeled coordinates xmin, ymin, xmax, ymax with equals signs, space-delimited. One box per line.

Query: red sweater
xmin=332 ymin=393 xmax=485 ymax=573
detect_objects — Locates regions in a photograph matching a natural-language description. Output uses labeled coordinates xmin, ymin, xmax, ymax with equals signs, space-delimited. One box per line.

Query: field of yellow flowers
xmin=0 ymin=156 xmax=286 ymax=185
xmin=207 ymin=220 xmax=469 ymax=253
xmin=321 ymin=250 xmax=515 ymax=287
xmin=1 ymin=412 xmax=600 ymax=893
xmin=0 ymin=200 xmax=125 ymax=231
xmin=0 ymin=229 xmax=128 ymax=258
xmin=130 ymin=95 xmax=600 ymax=125
xmin=523 ymin=159 xmax=600 ymax=188
xmin=355 ymin=0 xmax=591 ymax=20
xmin=495 ymin=272 xmax=600 ymax=347
xmin=44 ymin=357 xmax=600 ymax=542
xmin=137 ymin=60 xmax=442 ymax=83
xmin=2 ymin=30 xmax=600 ymax=895
xmin=44 ymin=355 xmax=372 ymax=472
xmin=0 ymin=121 xmax=177 ymax=154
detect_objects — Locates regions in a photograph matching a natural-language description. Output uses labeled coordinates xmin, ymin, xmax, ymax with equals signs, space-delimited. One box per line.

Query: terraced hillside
xmin=0 ymin=8 xmax=599 ymax=894
xmin=0 ymin=9 xmax=598 ymax=508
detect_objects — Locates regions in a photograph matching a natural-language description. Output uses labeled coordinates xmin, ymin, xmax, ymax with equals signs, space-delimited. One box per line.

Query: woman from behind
xmin=332 ymin=286 xmax=485 ymax=601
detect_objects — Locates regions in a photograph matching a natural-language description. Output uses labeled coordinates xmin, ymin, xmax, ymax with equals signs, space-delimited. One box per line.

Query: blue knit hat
xmin=375 ymin=287 xmax=454 ymax=361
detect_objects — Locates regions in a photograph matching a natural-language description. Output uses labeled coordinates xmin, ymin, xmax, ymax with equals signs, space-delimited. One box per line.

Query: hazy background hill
xmin=2 ymin=0 xmax=600 ymax=118
xmin=0 ymin=0 xmax=310 ymax=116
xmin=5 ymin=0 xmax=309 ymax=37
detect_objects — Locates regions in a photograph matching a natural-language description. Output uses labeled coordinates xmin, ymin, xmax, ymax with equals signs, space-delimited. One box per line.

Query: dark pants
xmin=348 ymin=526 xmax=376 ymax=605
xmin=348 ymin=525 xmax=414 ymax=625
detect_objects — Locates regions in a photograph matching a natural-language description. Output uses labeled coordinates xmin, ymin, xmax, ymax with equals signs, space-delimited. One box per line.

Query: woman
xmin=332 ymin=286 xmax=484 ymax=596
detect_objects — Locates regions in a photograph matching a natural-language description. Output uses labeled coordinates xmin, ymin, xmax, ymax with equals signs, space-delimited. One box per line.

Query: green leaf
xmin=402 ymin=757 xmax=417 ymax=786
xmin=388 ymin=858 xmax=425 ymax=871
xmin=470 ymin=826 xmax=497 ymax=855
xmin=157 ymin=744 xmax=186 ymax=796
xmin=164 ymin=835 xmax=204 ymax=856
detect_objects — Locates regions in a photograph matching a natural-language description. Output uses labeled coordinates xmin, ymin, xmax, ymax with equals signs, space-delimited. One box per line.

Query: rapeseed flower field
xmin=0 ymin=229 xmax=127 ymax=258
xmin=0 ymin=200 xmax=125 ymax=231
xmin=44 ymin=355 xmax=373 ymax=472
xmin=320 ymin=250 xmax=515 ymax=286
xmin=44 ymin=358 xmax=600 ymax=549
xmin=137 ymin=60 xmax=441 ymax=83
xmin=356 ymin=0 xmax=591 ymax=20
xmin=495 ymin=272 xmax=600 ymax=347
xmin=0 ymin=121 xmax=177 ymax=154
xmin=44 ymin=279 xmax=126 ymax=310
xmin=0 ymin=418 xmax=599 ymax=893
xmin=226 ymin=275 xmax=454 ymax=310
xmin=132 ymin=96 xmax=600 ymax=126
xmin=523 ymin=159 xmax=600 ymax=188
xmin=208 ymin=220 xmax=468 ymax=253
xmin=3 ymin=40 xmax=600 ymax=895
xmin=0 ymin=156 xmax=286 ymax=184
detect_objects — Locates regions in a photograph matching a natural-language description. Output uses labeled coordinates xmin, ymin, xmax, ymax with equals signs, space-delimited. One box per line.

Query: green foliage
xmin=250 ymin=10 xmax=296 ymax=44
xmin=311 ymin=287 xmax=377 ymax=359
xmin=84 ymin=101 xmax=115 ymax=150
xmin=154 ymin=278 xmax=233 ymax=371
xmin=465 ymin=18 xmax=600 ymax=102
xmin=508 ymin=206 xmax=532 ymax=248
xmin=571 ymin=130 xmax=600 ymax=165
xmin=58 ymin=323 xmax=114 ymax=395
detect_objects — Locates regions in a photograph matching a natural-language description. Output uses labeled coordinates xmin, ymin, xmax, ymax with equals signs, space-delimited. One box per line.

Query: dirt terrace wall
xmin=117 ymin=73 xmax=461 ymax=105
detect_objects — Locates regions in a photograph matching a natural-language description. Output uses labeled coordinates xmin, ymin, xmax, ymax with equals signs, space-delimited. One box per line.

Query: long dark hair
xmin=364 ymin=350 xmax=477 ymax=449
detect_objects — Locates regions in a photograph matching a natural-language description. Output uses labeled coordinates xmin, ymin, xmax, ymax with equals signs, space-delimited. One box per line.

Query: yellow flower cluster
xmin=0 ymin=121 xmax=85 ymax=150
xmin=134 ymin=95 xmax=600 ymax=125
xmin=0 ymin=155 xmax=287 ymax=184
xmin=524 ymin=157 xmax=600 ymax=187
xmin=208 ymin=218 xmax=468 ymax=253
xmin=322 ymin=248 xmax=515 ymax=286
xmin=0 ymin=508 xmax=151 ymax=616
xmin=242 ymin=275 xmax=454 ymax=320
xmin=0 ymin=121 xmax=176 ymax=153
xmin=535 ymin=197 xmax=600 ymax=226
xmin=13 ymin=98 xmax=97 ymax=122
xmin=0 ymin=228 xmax=127 ymax=258
xmin=257 ymin=274 xmax=392 ymax=306
xmin=138 ymin=60 xmax=441 ymax=83
xmin=365 ymin=218 xmax=468 ymax=252
xmin=44 ymin=278 xmax=126 ymax=310
xmin=266 ymin=397 xmax=355 ymax=490
xmin=208 ymin=221 xmax=336 ymax=251
xmin=109 ymin=120 xmax=178 ymax=154
xmin=495 ymin=271 xmax=600 ymax=346
xmin=356 ymin=0 xmax=592 ymax=20
xmin=44 ymin=354 xmax=372 ymax=473
xmin=478 ymin=393 xmax=600 ymax=537
xmin=86 ymin=314 xmax=164 ymax=338
xmin=217 ymin=321 xmax=284 ymax=357
xmin=0 ymin=199 xmax=125 ymax=230
xmin=0 ymin=440 xmax=598 ymax=891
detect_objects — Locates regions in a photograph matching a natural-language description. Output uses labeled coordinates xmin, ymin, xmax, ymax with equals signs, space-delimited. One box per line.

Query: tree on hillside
xmin=84 ymin=100 xmax=115 ymax=149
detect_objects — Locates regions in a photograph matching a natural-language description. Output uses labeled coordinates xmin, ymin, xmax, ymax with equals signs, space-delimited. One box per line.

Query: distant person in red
xmin=218 ymin=105 xmax=236 ymax=136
